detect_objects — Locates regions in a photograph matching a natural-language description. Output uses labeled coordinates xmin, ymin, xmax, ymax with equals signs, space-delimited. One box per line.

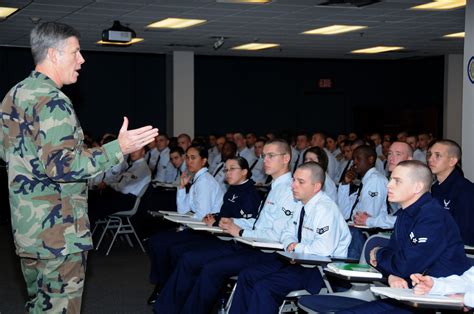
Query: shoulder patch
xmin=317 ymin=226 xmax=329 ymax=235
xmin=409 ymin=231 xmax=428 ymax=245
xmin=368 ymin=191 xmax=378 ymax=197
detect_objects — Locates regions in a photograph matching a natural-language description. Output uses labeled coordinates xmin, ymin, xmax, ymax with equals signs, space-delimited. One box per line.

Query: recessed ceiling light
xmin=0 ymin=6 xmax=18 ymax=19
xmin=147 ymin=18 xmax=206 ymax=29
xmin=97 ymin=38 xmax=144 ymax=46
xmin=231 ymin=43 xmax=279 ymax=51
xmin=302 ymin=25 xmax=368 ymax=35
xmin=411 ymin=0 xmax=465 ymax=10
xmin=443 ymin=32 xmax=465 ymax=38
xmin=351 ymin=46 xmax=404 ymax=54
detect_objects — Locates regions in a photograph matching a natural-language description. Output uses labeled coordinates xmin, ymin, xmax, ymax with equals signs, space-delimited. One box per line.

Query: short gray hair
xmin=396 ymin=160 xmax=433 ymax=192
xmin=297 ymin=161 xmax=326 ymax=186
xmin=30 ymin=22 xmax=81 ymax=65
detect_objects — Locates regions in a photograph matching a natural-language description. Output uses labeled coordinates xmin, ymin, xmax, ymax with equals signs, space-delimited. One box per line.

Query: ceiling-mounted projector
xmin=102 ymin=20 xmax=136 ymax=43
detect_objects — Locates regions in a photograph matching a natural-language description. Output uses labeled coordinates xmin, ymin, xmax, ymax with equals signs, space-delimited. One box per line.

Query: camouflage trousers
xmin=20 ymin=251 xmax=88 ymax=314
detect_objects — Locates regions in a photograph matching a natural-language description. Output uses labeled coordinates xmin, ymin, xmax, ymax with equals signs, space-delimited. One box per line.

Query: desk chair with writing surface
xmin=95 ymin=183 xmax=149 ymax=255
xmin=297 ymin=233 xmax=391 ymax=313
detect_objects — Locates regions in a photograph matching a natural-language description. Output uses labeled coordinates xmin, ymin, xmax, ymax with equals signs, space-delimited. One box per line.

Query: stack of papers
xmin=370 ymin=287 xmax=464 ymax=305
xmin=235 ymin=237 xmax=284 ymax=250
xmin=326 ymin=262 xmax=382 ymax=278
xmin=163 ymin=215 xmax=205 ymax=225
xmin=187 ymin=224 xmax=227 ymax=234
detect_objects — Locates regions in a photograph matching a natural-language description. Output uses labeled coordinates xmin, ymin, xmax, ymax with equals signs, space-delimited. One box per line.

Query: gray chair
xmin=95 ymin=183 xmax=149 ymax=255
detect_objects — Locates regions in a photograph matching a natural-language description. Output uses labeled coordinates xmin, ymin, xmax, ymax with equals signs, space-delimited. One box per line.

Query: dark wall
xmin=1 ymin=47 xmax=444 ymax=140
xmin=195 ymin=55 xmax=444 ymax=138
xmin=0 ymin=47 xmax=166 ymax=141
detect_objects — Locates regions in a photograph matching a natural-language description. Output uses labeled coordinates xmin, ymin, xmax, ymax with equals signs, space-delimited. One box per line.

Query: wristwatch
xmin=239 ymin=229 xmax=244 ymax=237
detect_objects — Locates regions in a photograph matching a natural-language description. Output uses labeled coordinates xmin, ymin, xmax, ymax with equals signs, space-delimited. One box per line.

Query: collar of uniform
xmin=435 ymin=167 xmax=462 ymax=190
xmin=193 ymin=167 xmax=208 ymax=181
xmin=302 ymin=189 xmax=326 ymax=214
xmin=133 ymin=157 xmax=146 ymax=166
xmin=401 ymin=192 xmax=432 ymax=217
xmin=179 ymin=162 xmax=186 ymax=172
xmin=31 ymin=70 xmax=59 ymax=89
xmin=229 ymin=179 xmax=255 ymax=192
xmin=361 ymin=167 xmax=377 ymax=185
xmin=159 ymin=146 xmax=170 ymax=154
xmin=271 ymin=172 xmax=292 ymax=189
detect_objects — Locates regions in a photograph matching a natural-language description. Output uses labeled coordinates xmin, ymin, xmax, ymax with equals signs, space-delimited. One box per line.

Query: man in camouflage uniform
xmin=0 ymin=22 xmax=158 ymax=313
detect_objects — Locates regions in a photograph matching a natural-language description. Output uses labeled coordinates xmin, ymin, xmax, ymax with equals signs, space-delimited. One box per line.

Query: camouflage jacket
xmin=0 ymin=71 xmax=124 ymax=259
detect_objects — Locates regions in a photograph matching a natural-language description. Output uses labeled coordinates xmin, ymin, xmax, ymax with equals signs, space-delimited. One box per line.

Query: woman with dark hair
xmin=203 ymin=156 xmax=260 ymax=227
xmin=147 ymin=144 xmax=223 ymax=304
xmin=177 ymin=144 xmax=222 ymax=218
xmin=303 ymin=146 xmax=338 ymax=202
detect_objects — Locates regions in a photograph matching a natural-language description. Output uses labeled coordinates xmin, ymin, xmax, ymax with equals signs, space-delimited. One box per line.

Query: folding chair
xmin=95 ymin=183 xmax=149 ymax=255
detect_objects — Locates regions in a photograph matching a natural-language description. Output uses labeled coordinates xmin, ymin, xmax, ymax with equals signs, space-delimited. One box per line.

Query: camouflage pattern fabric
xmin=20 ymin=251 xmax=87 ymax=313
xmin=0 ymin=71 xmax=124 ymax=259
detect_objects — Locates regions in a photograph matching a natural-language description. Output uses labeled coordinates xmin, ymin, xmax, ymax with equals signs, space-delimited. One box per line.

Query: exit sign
xmin=318 ymin=78 xmax=332 ymax=88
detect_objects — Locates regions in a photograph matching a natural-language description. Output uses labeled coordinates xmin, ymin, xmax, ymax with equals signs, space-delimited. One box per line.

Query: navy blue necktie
xmin=297 ymin=206 xmax=305 ymax=242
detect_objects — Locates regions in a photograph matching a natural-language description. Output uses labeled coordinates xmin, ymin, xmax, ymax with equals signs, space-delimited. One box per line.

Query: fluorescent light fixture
xmin=411 ymin=0 xmax=465 ymax=10
xmin=351 ymin=46 xmax=404 ymax=54
xmin=0 ymin=6 xmax=18 ymax=18
xmin=97 ymin=38 xmax=144 ymax=46
xmin=217 ymin=0 xmax=271 ymax=3
xmin=147 ymin=18 xmax=206 ymax=29
xmin=443 ymin=32 xmax=465 ymax=38
xmin=302 ymin=25 xmax=368 ymax=35
xmin=231 ymin=43 xmax=279 ymax=51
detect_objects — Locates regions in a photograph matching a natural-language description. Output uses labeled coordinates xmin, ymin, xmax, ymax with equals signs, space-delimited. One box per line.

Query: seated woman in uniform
xmin=303 ymin=146 xmax=338 ymax=202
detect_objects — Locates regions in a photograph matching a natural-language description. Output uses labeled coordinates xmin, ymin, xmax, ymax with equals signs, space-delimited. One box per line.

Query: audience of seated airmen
xmin=302 ymin=146 xmax=338 ymax=203
xmin=338 ymin=161 xmax=471 ymax=313
xmin=229 ymin=162 xmax=351 ymax=314
xmin=81 ymin=129 xmax=474 ymax=313
xmin=153 ymin=139 xmax=299 ymax=314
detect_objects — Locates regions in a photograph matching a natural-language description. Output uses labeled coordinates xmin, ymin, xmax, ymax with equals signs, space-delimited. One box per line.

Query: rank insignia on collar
xmin=368 ymin=191 xmax=378 ymax=197
xmin=409 ymin=231 xmax=428 ymax=244
xmin=317 ymin=226 xmax=329 ymax=235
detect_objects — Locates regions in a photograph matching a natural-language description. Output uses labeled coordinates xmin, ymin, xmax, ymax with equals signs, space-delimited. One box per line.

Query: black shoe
xmin=147 ymin=285 xmax=160 ymax=305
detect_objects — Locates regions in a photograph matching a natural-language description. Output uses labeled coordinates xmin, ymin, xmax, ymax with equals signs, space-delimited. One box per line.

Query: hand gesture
xmin=343 ymin=168 xmax=357 ymax=184
xmin=180 ymin=172 xmax=192 ymax=189
xmin=118 ymin=117 xmax=159 ymax=155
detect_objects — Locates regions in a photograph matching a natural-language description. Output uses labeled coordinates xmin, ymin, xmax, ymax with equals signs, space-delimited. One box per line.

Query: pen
xmin=413 ymin=268 xmax=429 ymax=288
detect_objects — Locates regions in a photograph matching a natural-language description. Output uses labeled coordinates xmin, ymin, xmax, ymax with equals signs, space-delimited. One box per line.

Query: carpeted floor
xmin=0 ymin=223 xmax=155 ymax=314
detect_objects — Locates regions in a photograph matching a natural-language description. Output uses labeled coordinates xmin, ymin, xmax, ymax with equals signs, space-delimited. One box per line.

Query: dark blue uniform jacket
xmin=431 ymin=168 xmax=474 ymax=246
xmin=213 ymin=179 xmax=261 ymax=226
xmin=376 ymin=192 xmax=471 ymax=282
